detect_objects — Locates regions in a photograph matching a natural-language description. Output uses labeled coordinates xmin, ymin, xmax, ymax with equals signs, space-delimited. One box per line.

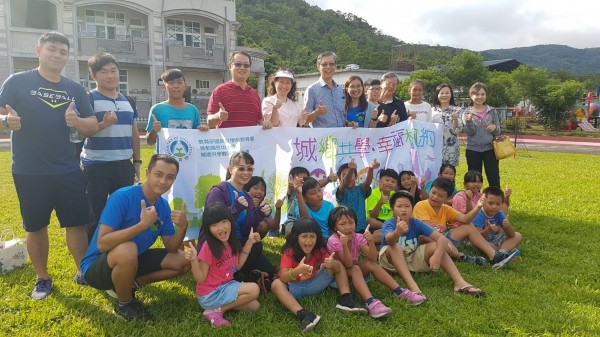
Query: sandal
xmin=455 ymin=285 xmax=485 ymax=297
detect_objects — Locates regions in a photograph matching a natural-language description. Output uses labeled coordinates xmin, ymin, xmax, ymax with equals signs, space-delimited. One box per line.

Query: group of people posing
xmin=0 ymin=31 xmax=519 ymax=333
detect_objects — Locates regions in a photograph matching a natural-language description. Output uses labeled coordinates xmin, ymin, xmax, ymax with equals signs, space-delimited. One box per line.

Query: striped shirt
xmin=303 ymin=78 xmax=345 ymax=128
xmin=207 ymin=81 xmax=262 ymax=128
xmin=81 ymin=91 xmax=137 ymax=165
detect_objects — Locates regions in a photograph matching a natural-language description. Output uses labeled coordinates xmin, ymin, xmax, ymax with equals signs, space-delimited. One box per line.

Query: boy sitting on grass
xmin=469 ymin=186 xmax=522 ymax=269
xmin=413 ymin=178 xmax=519 ymax=269
xmin=378 ymin=191 xmax=485 ymax=297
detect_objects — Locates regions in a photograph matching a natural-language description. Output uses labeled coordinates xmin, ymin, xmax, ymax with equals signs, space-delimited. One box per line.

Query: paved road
xmin=0 ymin=134 xmax=598 ymax=155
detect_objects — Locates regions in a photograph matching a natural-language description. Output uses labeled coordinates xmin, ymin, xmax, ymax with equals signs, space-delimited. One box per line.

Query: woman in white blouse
xmin=262 ymin=69 xmax=305 ymax=127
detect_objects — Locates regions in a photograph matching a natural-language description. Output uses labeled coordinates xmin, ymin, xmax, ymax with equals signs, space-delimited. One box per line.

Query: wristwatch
xmin=133 ymin=159 xmax=142 ymax=165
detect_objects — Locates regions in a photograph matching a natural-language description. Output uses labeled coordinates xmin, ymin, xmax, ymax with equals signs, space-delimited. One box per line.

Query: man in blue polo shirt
xmin=81 ymin=52 xmax=141 ymax=243
xmin=303 ymin=51 xmax=346 ymax=128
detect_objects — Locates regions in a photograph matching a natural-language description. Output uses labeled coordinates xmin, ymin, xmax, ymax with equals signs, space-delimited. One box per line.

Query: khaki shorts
xmin=378 ymin=244 xmax=431 ymax=273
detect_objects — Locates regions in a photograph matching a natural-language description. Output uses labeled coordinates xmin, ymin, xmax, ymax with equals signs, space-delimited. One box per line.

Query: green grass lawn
xmin=1 ymin=146 xmax=599 ymax=336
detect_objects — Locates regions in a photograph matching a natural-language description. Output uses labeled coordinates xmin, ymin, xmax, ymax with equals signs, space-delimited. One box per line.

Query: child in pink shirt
xmin=185 ymin=203 xmax=261 ymax=327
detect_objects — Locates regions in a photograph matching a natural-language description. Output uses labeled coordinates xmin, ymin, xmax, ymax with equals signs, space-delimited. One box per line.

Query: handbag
xmin=493 ymin=135 xmax=516 ymax=160
xmin=0 ymin=230 xmax=28 ymax=274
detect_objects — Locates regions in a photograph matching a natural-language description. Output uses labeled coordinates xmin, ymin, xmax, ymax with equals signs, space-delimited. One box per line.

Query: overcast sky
xmin=305 ymin=0 xmax=600 ymax=51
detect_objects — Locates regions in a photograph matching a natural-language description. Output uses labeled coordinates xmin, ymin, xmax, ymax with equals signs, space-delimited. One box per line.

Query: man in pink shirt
xmin=207 ymin=51 xmax=271 ymax=129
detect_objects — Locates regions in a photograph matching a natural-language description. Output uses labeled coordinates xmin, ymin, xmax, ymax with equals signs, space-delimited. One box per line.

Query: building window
xmin=204 ymin=27 xmax=215 ymax=34
xmin=85 ymin=10 xmax=126 ymax=41
xmin=167 ymin=19 xmax=201 ymax=47
xmin=119 ymin=70 xmax=128 ymax=95
xmin=10 ymin=0 xmax=57 ymax=30
xmin=195 ymin=80 xmax=210 ymax=89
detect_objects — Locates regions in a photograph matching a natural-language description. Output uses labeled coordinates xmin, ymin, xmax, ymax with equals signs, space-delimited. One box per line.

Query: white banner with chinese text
xmin=157 ymin=120 xmax=443 ymax=239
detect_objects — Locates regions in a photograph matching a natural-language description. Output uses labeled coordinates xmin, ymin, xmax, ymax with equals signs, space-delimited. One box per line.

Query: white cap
xmin=274 ymin=70 xmax=295 ymax=82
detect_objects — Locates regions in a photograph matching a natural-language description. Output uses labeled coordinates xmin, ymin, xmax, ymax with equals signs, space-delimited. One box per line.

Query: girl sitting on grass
xmin=271 ymin=217 xmax=365 ymax=333
xmin=185 ymin=203 xmax=261 ymax=328
xmin=327 ymin=206 xmax=427 ymax=320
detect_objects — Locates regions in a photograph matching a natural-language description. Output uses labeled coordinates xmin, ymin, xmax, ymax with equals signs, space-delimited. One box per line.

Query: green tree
xmin=535 ymin=80 xmax=585 ymax=130
xmin=398 ymin=69 xmax=450 ymax=102
xmin=486 ymin=71 xmax=514 ymax=107
xmin=441 ymin=51 xmax=488 ymax=101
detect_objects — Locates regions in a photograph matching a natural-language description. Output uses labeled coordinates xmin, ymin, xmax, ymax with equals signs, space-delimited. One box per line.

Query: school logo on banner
xmin=166 ymin=136 xmax=193 ymax=161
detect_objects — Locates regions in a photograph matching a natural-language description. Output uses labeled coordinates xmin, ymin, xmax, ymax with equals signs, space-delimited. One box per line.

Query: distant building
xmin=0 ymin=0 xmax=267 ymax=119
xmin=483 ymin=59 xmax=522 ymax=72
xmin=294 ymin=68 xmax=412 ymax=101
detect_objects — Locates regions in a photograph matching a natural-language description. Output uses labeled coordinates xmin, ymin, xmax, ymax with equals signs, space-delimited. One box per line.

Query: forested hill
xmin=480 ymin=45 xmax=600 ymax=75
xmin=236 ymin=0 xmax=599 ymax=75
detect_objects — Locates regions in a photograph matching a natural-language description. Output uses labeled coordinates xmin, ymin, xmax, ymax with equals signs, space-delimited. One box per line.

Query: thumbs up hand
xmin=65 ymin=101 xmax=78 ymax=127
xmin=218 ymin=102 xmax=229 ymax=122
xmin=377 ymin=111 xmax=388 ymax=124
xmin=390 ymin=110 xmax=399 ymax=125
xmin=247 ymin=227 xmax=261 ymax=245
xmin=363 ymin=225 xmax=373 ymax=242
xmin=324 ymin=252 xmax=336 ymax=269
xmin=151 ymin=114 xmax=161 ymax=133
xmin=171 ymin=201 xmax=188 ymax=229
xmin=259 ymin=198 xmax=272 ymax=216
xmin=369 ymin=158 xmax=380 ymax=170
xmin=184 ymin=242 xmax=198 ymax=262
xmin=297 ymin=256 xmax=313 ymax=276
xmin=234 ymin=191 xmax=248 ymax=208
xmin=4 ymin=105 xmax=21 ymax=130
xmin=140 ymin=199 xmax=158 ymax=228
xmin=315 ymin=100 xmax=328 ymax=115
xmin=328 ymin=167 xmax=338 ymax=183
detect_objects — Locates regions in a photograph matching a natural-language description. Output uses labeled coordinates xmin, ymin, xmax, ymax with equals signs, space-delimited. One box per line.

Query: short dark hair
xmin=302 ymin=177 xmax=320 ymax=197
xmin=147 ymin=154 xmax=179 ymax=173
xmin=317 ymin=51 xmax=337 ymax=65
xmin=88 ymin=52 xmax=119 ymax=74
xmin=161 ymin=68 xmax=185 ymax=83
xmin=38 ymin=31 xmax=69 ymax=49
xmin=378 ymin=168 xmax=399 ymax=181
xmin=327 ymin=206 xmax=357 ymax=234
xmin=336 ymin=163 xmax=357 ymax=179
xmin=390 ymin=190 xmax=414 ymax=208
xmin=244 ymin=176 xmax=266 ymax=193
xmin=289 ymin=166 xmax=310 ymax=178
xmin=229 ymin=50 xmax=252 ymax=65
xmin=433 ymin=84 xmax=455 ymax=106
xmin=431 ymin=178 xmax=454 ymax=197
xmin=438 ymin=164 xmax=456 ymax=178
xmin=463 ymin=170 xmax=484 ymax=184
xmin=364 ymin=78 xmax=381 ymax=87
xmin=482 ymin=186 xmax=504 ymax=202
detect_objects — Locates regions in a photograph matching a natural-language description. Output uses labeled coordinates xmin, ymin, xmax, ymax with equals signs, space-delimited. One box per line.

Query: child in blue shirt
xmin=335 ymin=158 xmax=378 ymax=233
xmin=471 ymin=186 xmax=522 ymax=269
xmin=295 ymin=177 xmax=335 ymax=239
xmin=378 ymin=191 xmax=485 ymax=297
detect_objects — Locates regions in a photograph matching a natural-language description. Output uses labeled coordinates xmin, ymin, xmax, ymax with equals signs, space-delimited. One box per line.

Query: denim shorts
xmin=489 ymin=233 xmax=509 ymax=248
xmin=197 ymin=280 xmax=241 ymax=310
xmin=444 ymin=229 xmax=465 ymax=248
xmin=288 ymin=268 xmax=336 ymax=300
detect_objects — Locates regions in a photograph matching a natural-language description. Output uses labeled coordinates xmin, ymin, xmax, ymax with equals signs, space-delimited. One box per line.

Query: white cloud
xmin=305 ymin=0 xmax=600 ymax=51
